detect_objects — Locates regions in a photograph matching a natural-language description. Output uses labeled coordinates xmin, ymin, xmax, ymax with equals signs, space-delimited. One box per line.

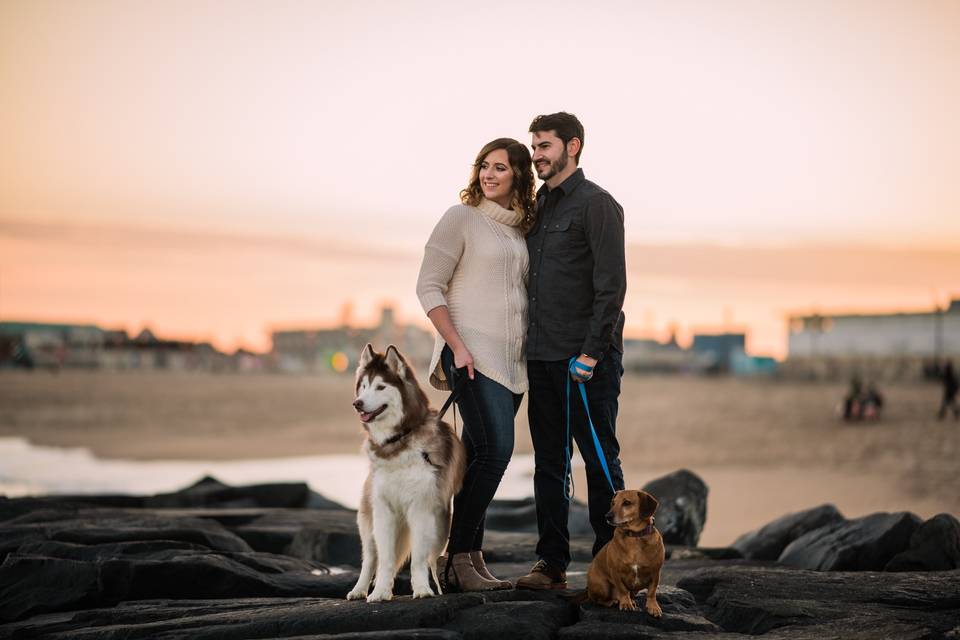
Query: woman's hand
xmin=453 ymin=345 xmax=475 ymax=380
xmin=424 ymin=306 xmax=474 ymax=381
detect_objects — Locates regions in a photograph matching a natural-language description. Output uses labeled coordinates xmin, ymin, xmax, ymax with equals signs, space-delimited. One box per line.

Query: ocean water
xmin=0 ymin=437 xmax=584 ymax=507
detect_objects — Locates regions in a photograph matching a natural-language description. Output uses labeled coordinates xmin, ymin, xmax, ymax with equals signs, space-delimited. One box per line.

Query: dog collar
xmin=381 ymin=430 xmax=411 ymax=446
xmin=621 ymin=523 xmax=657 ymax=538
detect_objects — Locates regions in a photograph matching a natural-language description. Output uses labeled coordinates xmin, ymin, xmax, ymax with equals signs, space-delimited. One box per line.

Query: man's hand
xmin=569 ymin=354 xmax=598 ymax=382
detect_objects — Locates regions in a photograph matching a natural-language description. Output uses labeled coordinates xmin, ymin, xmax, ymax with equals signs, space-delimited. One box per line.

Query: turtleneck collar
xmin=477 ymin=198 xmax=522 ymax=227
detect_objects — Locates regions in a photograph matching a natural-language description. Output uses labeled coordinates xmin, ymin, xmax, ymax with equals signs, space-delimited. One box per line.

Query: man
xmin=516 ymin=112 xmax=627 ymax=590
xmin=940 ymin=360 xmax=959 ymax=420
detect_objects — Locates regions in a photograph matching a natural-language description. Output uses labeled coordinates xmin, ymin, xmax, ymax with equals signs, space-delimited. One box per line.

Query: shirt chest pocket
xmin=545 ymin=213 xmax=586 ymax=256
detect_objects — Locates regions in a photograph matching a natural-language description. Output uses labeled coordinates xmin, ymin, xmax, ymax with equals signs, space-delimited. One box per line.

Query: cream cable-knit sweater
xmin=416 ymin=198 xmax=529 ymax=393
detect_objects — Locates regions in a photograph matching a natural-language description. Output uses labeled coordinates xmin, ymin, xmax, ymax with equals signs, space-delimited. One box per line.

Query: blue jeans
xmin=442 ymin=345 xmax=522 ymax=554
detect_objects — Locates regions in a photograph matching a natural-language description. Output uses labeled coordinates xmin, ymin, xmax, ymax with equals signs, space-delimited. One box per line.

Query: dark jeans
xmin=527 ymin=350 xmax=625 ymax=570
xmin=442 ymin=346 xmax=522 ymax=554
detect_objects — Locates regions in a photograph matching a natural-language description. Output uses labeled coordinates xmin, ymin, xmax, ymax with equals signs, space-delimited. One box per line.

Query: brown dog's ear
xmin=638 ymin=490 xmax=659 ymax=519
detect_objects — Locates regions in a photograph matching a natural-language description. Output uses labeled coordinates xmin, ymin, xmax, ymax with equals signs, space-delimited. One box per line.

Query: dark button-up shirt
xmin=526 ymin=168 xmax=626 ymax=361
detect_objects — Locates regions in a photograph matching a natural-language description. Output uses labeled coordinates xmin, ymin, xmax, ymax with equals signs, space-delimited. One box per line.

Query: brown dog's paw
xmin=645 ymin=599 xmax=662 ymax=618
xmin=618 ymin=597 xmax=638 ymax=611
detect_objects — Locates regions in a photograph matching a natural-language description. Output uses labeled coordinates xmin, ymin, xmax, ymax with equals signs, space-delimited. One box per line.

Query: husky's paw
xmin=345 ymin=588 xmax=368 ymax=601
xmin=411 ymin=586 xmax=435 ymax=599
xmin=366 ymin=588 xmax=393 ymax=603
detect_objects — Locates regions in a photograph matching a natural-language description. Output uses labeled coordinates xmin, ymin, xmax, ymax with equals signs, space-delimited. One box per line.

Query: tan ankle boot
xmin=469 ymin=550 xmax=512 ymax=589
xmin=440 ymin=552 xmax=505 ymax=593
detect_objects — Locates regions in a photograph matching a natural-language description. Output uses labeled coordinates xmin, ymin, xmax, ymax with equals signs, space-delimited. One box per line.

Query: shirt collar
xmin=537 ymin=167 xmax=585 ymax=199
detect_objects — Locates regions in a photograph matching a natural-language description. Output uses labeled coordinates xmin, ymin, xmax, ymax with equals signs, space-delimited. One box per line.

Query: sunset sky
xmin=2 ymin=0 xmax=958 ymax=359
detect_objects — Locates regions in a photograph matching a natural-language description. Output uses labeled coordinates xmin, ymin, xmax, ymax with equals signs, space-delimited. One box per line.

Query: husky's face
xmin=354 ymin=372 xmax=402 ymax=426
xmin=353 ymin=344 xmax=409 ymax=433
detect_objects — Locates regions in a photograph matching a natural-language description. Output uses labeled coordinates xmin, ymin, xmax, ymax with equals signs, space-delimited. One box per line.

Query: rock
xmin=779 ymin=511 xmax=922 ymax=571
xmin=559 ymin=621 xmax=748 ymax=639
xmin=641 ymin=469 xmax=708 ymax=547
xmin=677 ymin=565 xmax=960 ymax=638
xmin=885 ymin=513 xmax=960 ymax=571
xmin=0 ymin=546 xmax=360 ymax=622
xmin=307 ymin=490 xmax=351 ymax=510
xmin=4 ymin=490 xmax=958 ymax=639
xmin=145 ymin=476 xmax=314 ymax=509
xmin=0 ymin=595 xmax=485 ymax=639
xmin=578 ymin=585 xmax=720 ymax=633
xmin=443 ymin=593 xmax=575 ymax=640
xmin=0 ymin=555 xmax=104 ymax=625
xmin=225 ymin=509 xmax=362 ymax=565
xmin=8 ymin=572 xmax=957 ymax=640
xmin=1 ymin=510 xmax=252 ymax=554
xmin=0 ymin=507 xmax=370 ymax=623
xmin=484 ymin=498 xmax=592 ymax=536
xmin=0 ymin=477 xmax=350 ymax=514
xmin=731 ymin=504 xmax=845 ymax=561
xmin=667 ymin=546 xmax=742 ymax=561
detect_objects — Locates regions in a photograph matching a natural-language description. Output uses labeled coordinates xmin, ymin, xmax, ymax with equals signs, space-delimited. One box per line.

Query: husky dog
xmin=346 ymin=344 xmax=466 ymax=602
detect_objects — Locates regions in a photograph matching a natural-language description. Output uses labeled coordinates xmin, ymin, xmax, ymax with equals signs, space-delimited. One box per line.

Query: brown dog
xmin=586 ymin=489 xmax=665 ymax=615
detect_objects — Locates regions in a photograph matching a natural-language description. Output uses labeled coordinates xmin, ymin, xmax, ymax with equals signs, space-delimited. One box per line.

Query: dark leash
xmin=437 ymin=366 xmax=469 ymax=422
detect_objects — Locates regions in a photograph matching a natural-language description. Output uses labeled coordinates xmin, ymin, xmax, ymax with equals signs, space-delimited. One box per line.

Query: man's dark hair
xmin=529 ymin=112 xmax=585 ymax=164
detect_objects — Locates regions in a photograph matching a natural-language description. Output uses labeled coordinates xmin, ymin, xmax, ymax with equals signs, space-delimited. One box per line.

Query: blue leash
xmin=563 ymin=357 xmax=616 ymax=501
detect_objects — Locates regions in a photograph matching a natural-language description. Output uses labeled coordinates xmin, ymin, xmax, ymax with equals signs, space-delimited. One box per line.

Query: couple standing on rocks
xmin=416 ymin=112 xmax=628 ymax=593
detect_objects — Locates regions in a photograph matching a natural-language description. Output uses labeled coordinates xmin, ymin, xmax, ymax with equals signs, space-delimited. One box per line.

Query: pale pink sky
xmin=1 ymin=1 xmax=959 ymax=358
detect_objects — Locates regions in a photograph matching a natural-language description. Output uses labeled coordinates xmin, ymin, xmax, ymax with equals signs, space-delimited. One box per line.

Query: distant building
xmin=785 ymin=298 xmax=960 ymax=380
xmin=0 ymin=322 xmax=103 ymax=369
xmin=270 ymin=306 xmax=434 ymax=374
xmin=730 ymin=352 xmax=778 ymax=377
xmin=622 ymin=336 xmax=713 ymax=374
xmin=691 ymin=332 xmax=747 ymax=374
xmin=787 ymin=299 xmax=960 ymax=359
xmin=0 ymin=322 xmax=232 ymax=371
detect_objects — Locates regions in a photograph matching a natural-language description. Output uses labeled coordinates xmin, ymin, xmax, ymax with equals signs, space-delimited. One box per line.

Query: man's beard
xmin=536 ymin=152 xmax=568 ymax=181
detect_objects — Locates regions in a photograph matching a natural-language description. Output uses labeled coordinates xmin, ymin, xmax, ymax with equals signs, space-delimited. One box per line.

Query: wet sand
xmin=1 ymin=370 xmax=957 ymax=546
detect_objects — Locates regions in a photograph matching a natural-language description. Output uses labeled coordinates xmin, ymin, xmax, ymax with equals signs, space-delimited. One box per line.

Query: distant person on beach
xmin=939 ymin=360 xmax=959 ymax=420
xmin=862 ymin=382 xmax=884 ymax=420
xmin=416 ymin=138 xmax=536 ymax=592
xmin=516 ymin=112 xmax=627 ymax=591
xmin=841 ymin=376 xmax=883 ymax=421
xmin=843 ymin=376 xmax=864 ymax=420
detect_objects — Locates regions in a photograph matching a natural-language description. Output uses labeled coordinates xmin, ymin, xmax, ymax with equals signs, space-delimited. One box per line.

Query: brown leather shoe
xmin=515 ymin=559 xmax=567 ymax=590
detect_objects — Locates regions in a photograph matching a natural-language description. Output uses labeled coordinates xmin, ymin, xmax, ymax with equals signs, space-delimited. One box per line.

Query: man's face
xmin=531 ymin=130 xmax=569 ymax=181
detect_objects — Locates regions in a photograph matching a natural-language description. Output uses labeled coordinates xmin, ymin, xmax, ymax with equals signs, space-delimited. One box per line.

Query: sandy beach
xmin=1 ymin=369 xmax=956 ymax=547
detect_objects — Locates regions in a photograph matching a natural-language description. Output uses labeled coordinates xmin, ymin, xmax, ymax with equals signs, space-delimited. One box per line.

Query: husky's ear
xmin=384 ymin=345 xmax=406 ymax=376
xmin=358 ymin=343 xmax=376 ymax=370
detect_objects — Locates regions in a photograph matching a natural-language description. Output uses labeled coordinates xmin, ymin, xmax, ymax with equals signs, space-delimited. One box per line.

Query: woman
xmin=416 ymin=137 xmax=536 ymax=592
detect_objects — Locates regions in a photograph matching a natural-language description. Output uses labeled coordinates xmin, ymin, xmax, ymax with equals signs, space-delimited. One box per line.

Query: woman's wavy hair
xmin=460 ymin=138 xmax=537 ymax=234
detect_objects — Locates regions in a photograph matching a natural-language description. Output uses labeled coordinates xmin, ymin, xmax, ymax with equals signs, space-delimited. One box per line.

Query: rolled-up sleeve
xmin=581 ymin=193 xmax=626 ymax=359
xmin=416 ymin=207 xmax=465 ymax=314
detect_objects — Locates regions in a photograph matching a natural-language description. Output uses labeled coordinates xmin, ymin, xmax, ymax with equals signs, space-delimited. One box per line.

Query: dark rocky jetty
xmin=2 ymin=471 xmax=957 ymax=639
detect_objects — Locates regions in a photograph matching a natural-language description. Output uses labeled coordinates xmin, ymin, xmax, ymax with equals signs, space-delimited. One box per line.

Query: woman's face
xmin=479 ymin=148 xmax=514 ymax=206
